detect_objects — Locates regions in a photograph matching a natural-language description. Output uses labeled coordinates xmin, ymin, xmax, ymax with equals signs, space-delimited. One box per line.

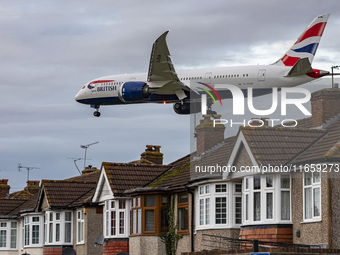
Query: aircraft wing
xmin=147 ymin=31 xmax=190 ymax=99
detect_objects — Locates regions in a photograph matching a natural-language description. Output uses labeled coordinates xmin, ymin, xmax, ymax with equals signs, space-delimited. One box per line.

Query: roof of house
xmin=102 ymin=163 xmax=172 ymax=195
xmin=146 ymin=155 xmax=191 ymax=192
xmin=41 ymin=179 xmax=98 ymax=208
xmin=241 ymin=126 xmax=327 ymax=166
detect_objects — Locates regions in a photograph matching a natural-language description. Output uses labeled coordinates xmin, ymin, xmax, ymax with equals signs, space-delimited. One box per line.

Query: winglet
xmin=147 ymin=31 xmax=179 ymax=82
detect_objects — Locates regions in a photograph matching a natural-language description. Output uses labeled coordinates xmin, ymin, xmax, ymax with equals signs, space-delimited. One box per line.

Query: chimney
xmin=24 ymin=180 xmax=40 ymax=195
xmin=0 ymin=179 xmax=10 ymax=199
xmin=249 ymin=118 xmax=269 ymax=127
xmin=195 ymin=114 xmax=225 ymax=155
xmin=82 ymin=165 xmax=99 ymax=175
xmin=311 ymin=88 xmax=340 ymax=127
xmin=140 ymin=145 xmax=163 ymax=165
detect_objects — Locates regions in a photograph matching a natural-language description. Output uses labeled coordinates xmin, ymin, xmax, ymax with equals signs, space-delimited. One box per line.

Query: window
xmin=304 ymin=172 xmax=321 ymax=221
xmin=281 ymin=175 xmax=290 ymax=221
xmin=77 ymin=209 xmax=84 ymax=244
xmin=131 ymin=195 xmax=169 ymax=235
xmin=243 ymin=175 xmax=291 ymax=224
xmin=197 ymin=183 xmax=241 ymax=229
xmin=104 ymin=199 xmax=128 ymax=238
xmin=23 ymin=215 xmax=43 ymax=247
xmin=131 ymin=197 xmax=141 ymax=234
xmin=45 ymin=211 xmax=72 ymax=245
xmin=177 ymin=193 xmax=188 ymax=232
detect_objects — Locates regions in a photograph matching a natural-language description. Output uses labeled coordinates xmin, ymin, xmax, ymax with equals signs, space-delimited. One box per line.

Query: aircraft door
xmin=258 ymin=69 xmax=266 ymax=82
xmin=204 ymin=72 xmax=212 ymax=84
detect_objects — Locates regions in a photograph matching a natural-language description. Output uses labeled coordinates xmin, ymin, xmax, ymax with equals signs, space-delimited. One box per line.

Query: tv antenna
xmin=80 ymin=142 xmax=99 ymax=169
xmin=67 ymin=158 xmax=83 ymax=175
xmin=18 ymin=163 xmax=40 ymax=182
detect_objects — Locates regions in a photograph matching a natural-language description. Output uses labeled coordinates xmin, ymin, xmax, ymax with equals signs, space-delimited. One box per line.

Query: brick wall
xmin=43 ymin=247 xmax=62 ymax=255
xmin=103 ymin=239 xmax=129 ymax=255
xmin=239 ymin=224 xmax=293 ymax=243
xmin=311 ymin=88 xmax=340 ymax=127
xmin=196 ymin=115 xmax=225 ymax=155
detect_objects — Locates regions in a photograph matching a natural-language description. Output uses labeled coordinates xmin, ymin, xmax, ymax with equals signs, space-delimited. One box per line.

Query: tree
xmin=160 ymin=194 xmax=183 ymax=255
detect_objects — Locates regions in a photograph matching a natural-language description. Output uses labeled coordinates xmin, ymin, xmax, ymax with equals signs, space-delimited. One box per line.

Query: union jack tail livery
xmin=274 ymin=14 xmax=330 ymax=66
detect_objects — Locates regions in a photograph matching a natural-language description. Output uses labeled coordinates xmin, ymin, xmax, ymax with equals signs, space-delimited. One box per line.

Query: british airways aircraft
xmin=75 ymin=14 xmax=330 ymax=117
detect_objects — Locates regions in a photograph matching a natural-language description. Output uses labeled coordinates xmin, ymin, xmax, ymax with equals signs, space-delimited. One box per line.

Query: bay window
xmin=104 ymin=199 xmax=129 ymax=238
xmin=304 ymin=172 xmax=321 ymax=221
xmin=23 ymin=215 xmax=43 ymax=247
xmin=45 ymin=211 xmax=73 ymax=245
xmin=243 ymin=174 xmax=291 ymax=224
xmin=130 ymin=194 xmax=169 ymax=235
xmin=197 ymin=183 xmax=242 ymax=230
xmin=0 ymin=221 xmax=17 ymax=250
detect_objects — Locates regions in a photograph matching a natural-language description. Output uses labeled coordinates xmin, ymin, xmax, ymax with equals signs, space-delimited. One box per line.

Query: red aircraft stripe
xmin=89 ymin=80 xmax=115 ymax=85
xmin=295 ymin=22 xmax=327 ymax=44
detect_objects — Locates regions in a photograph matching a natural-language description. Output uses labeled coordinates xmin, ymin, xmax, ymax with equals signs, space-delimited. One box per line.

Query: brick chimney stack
xmin=82 ymin=165 xmax=99 ymax=175
xmin=0 ymin=179 xmax=10 ymax=199
xmin=311 ymin=88 xmax=340 ymax=127
xmin=195 ymin=114 xmax=225 ymax=155
xmin=140 ymin=145 xmax=163 ymax=165
xmin=24 ymin=180 xmax=40 ymax=195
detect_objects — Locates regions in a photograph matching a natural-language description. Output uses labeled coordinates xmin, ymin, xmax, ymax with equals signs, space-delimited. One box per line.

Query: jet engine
xmin=119 ymin=81 xmax=150 ymax=102
xmin=173 ymin=102 xmax=201 ymax=115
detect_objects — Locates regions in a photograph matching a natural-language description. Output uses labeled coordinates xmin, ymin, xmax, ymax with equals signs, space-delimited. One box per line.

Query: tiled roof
xmin=9 ymin=190 xmax=33 ymax=199
xmin=291 ymin=120 xmax=340 ymax=164
xmin=64 ymin=169 xmax=100 ymax=182
xmin=42 ymin=179 xmax=97 ymax=208
xmin=103 ymin=163 xmax=171 ymax=194
xmin=146 ymin=155 xmax=191 ymax=191
xmin=241 ymin=127 xmax=326 ymax=166
xmin=0 ymin=199 xmax=28 ymax=216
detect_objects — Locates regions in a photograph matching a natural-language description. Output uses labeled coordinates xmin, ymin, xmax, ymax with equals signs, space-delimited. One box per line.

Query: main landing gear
xmin=91 ymin=105 xmax=101 ymax=117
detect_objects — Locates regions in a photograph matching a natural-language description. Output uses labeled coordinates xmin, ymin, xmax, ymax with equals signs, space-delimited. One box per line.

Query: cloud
xmin=1 ymin=0 xmax=339 ymax=191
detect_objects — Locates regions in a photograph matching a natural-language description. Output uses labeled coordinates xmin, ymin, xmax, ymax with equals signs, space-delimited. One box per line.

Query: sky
xmin=1 ymin=0 xmax=340 ymax=192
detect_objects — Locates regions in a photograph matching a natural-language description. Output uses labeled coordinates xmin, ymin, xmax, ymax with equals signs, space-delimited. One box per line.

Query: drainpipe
xmin=186 ymin=187 xmax=195 ymax=252
xmin=327 ymin=177 xmax=332 ymax=248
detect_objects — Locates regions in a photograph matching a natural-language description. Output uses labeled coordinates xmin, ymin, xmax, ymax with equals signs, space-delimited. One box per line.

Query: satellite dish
xmin=62 ymin=247 xmax=76 ymax=255
xmin=95 ymin=235 xmax=104 ymax=245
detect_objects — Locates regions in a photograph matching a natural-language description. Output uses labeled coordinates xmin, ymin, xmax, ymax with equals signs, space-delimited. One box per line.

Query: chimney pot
xmin=141 ymin=145 xmax=163 ymax=164
xmin=0 ymin=179 xmax=10 ymax=199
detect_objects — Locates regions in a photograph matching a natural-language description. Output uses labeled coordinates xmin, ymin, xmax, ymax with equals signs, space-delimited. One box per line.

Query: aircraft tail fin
xmin=273 ymin=14 xmax=330 ymax=66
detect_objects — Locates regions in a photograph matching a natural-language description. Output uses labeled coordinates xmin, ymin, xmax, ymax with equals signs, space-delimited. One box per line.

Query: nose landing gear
xmin=91 ymin=105 xmax=101 ymax=117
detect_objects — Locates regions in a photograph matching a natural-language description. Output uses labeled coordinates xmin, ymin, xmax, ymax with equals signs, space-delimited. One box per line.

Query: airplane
xmin=75 ymin=14 xmax=330 ymax=117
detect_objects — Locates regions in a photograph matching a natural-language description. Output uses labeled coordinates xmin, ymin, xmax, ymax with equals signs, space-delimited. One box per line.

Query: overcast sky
xmin=1 ymin=0 xmax=340 ymax=192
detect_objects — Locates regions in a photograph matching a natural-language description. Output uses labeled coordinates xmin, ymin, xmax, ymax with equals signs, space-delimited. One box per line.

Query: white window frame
xmin=196 ymin=183 xmax=242 ymax=230
xmin=243 ymin=174 xmax=291 ymax=225
xmin=303 ymin=172 xmax=321 ymax=222
xmin=44 ymin=211 xmax=73 ymax=245
xmin=0 ymin=221 xmax=18 ymax=250
xmin=104 ymin=199 xmax=129 ymax=238
xmin=77 ymin=209 xmax=84 ymax=244
xmin=22 ymin=214 xmax=43 ymax=248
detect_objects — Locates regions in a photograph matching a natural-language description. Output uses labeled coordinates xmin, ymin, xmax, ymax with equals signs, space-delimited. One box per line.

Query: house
xmin=0 ymin=166 xmax=103 ymax=255
xmin=92 ymin=145 xmax=173 ymax=255
xmin=182 ymin=88 xmax=340 ymax=253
